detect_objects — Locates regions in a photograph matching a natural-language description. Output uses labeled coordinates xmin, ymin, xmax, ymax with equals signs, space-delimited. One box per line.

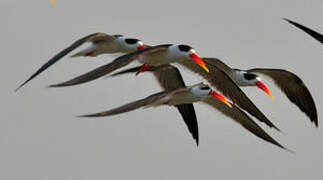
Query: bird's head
xmin=117 ymin=37 xmax=146 ymax=52
xmin=240 ymin=71 xmax=274 ymax=100
xmin=169 ymin=44 xmax=209 ymax=72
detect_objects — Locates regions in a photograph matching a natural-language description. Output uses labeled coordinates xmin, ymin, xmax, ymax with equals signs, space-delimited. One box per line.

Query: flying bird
xmin=115 ymin=58 xmax=317 ymax=127
xmin=125 ymin=57 xmax=318 ymax=127
xmin=48 ymin=47 xmax=280 ymax=131
xmin=80 ymin=82 xmax=286 ymax=150
xmin=144 ymin=65 xmax=200 ymax=145
xmin=17 ymin=36 xmax=201 ymax=144
xmin=183 ymin=58 xmax=317 ymax=127
xmin=245 ymin=68 xmax=318 ymax=127
xmin=16 ymin=33 xmax=146 ymax=91
xmin=48 ymin=44 xmax=209 ymax=88
xmin=284 ymin=18 xmax=323 ymax=44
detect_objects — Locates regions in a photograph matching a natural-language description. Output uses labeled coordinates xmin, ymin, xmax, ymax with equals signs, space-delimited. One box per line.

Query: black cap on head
xmin=243 ymin=73 xmax=257 ymax=80
xmin=178 ymin=44 xmax=192 ymax=52
xmin=125 ymin=38 xmax=139 ymax=44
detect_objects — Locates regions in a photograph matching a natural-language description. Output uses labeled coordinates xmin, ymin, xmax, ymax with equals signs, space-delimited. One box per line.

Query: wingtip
xmin=314 ymin=120 xmax=319 ymax=128
xmin=195 ymin=138 xmax=199 ymax=147
xmin=15 ymin=81 xmax=28 ymax=92
xmin=15 ymin=86 xmax=22 ymax=92
xmin=47 ymin=83 xmax=69 ymax=88
xmin=272 ymin=125 xmax=282 ymax=132
xmin=282 ymin=17 xmax=290 ymax=22
xmin=77 ymin=114 xmax=89 ymax=118
xmin=283 ymin=146 xmax=295 ymax=153
xmin=77 ymin=114 xmax=97 ymax=118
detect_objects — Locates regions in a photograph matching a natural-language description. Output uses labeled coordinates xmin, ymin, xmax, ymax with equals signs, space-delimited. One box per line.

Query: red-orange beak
xmin=189 ymin=53 xmax=209 ymax=72
xmin=137 ymin=45 xmax=146 ymax=50
xmin=256 ymin=81 xmax=274 ymax=100
xmin=208 ymin=90 xmax=232 ymax=108
xmin=135 ymin=63 xmax=150 ymax=76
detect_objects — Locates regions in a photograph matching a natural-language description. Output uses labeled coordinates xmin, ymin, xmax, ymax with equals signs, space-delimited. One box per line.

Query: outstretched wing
xmin=16 ymin=33 xmax=117 ymax=90
xmin=284 ymin=18 xmax=323 ymax=44
xmin=49 ymin=44 xmax=171 ymax=87
xmin=80 ymin=88 xmax=188 ymax=117
xmin=179 ymin=57 xmax=280 ymax=131
xmin=248 ymin=68 xmax=318 ymax=127
xmin=203 ymin=97 xmax=287 ymax=150
xmin=152 ymin=66 xmax=199 ymax=146
xmin=110 ymin=65 xmax=200 ymax=146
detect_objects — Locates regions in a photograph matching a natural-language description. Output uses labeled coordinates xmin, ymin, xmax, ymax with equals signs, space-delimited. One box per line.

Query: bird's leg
xmin=85 ymin=51 xmax=95 ymax=56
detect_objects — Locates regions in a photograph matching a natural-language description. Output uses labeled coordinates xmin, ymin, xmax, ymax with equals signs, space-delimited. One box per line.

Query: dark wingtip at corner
xmin=77 ymin=114 xmax=97 ymax=118
xmin=15 ymin=81 xmax=29 ymax=92
xmin=282 ymin=17 xmax=291 ymax=22
xmin=314 ymin=119 xmax=319 ymax=128
xmin=47 ymin=83 xmax=69 ymax=88
xmin=272 ymin=125 xmax=281 ymax=132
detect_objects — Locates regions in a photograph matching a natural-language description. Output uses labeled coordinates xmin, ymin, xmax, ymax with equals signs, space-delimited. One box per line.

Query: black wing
xmin=180 ymin=58 xmax=280 ymax=131
xmin=284 ymin=18 xmax=323 ymax=44
xmin=16 ymin=33 xmax=115 ymax=91
xmin=203 ymin=97 xmax=287 ymax=150
xmin=153 ymin=66 xmax=199 ymax=146
xmin=49 ymin=44 xmax=171 ymax=87
xmin=248 ymin=68 xmax=318 ymax=127
xmin=111 ymin=65 xmax=200 ymax=146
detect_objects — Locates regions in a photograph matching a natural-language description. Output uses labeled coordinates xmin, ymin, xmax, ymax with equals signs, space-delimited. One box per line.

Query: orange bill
xmin=208 ymin=90 xmax=232 ymax=108
xmin=138 ymin=45 xmax=147 ymax=50
xmin=189 ymin=53 xmax=209 ymax=72
xmin=256 ymin=81 xmax=274 ymax=100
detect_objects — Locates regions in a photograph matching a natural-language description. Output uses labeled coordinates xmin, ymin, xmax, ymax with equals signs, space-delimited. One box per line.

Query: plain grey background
xmin=1 ymin=0 xmax=322 ymax=179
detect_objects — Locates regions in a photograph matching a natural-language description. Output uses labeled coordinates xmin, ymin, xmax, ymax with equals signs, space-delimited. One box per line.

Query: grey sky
xmin=1 ymin=0 xmax=322 ymax=179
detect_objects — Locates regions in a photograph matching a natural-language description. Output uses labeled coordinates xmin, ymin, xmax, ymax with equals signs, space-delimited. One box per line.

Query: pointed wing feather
xmin=80 ymin=88 xmax=188 ymax=117
xmin=16 ymin=33 xmax=116 ymax=91
xmin=179 ymin=57 xmax=280 ymax=130
xmin=80 ymin=92 xmax=169 ymax=117
xmin=248 ymin=68 xmax=318 ymax=127
xmin=284 ymin=18 xmax=323 ymax=44
xmin=203 ymin=97 xmax=286 ymax=150
xmin=152 ymin=66 xmax=199 ymax=146
xmin=110 ymin=65 xmax=200 ymax=145
xmin=49 ymin=44 xmax=171 ymax=87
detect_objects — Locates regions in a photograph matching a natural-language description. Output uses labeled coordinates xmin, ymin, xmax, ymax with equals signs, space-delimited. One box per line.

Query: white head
xmin=190 ymin=83 xmax=232 ymax=107
xmin=234 ymin=70 xmax=261 ymax=86
xmin=190 ymin=83 xmax=211 ymax=98
xmin=236 ymin=70 xmax=274 ymax=100
xmin=115 ymin=36 xmax=146 ymax=53
xmin=168 ymin=44 xmax=209 ymax=72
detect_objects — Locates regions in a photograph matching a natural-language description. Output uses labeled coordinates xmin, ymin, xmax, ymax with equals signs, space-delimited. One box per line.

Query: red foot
xmin=135 ymin=63 xmax=150 ymax=76
xmin=85 ymin=51 xmax=95 ymax=56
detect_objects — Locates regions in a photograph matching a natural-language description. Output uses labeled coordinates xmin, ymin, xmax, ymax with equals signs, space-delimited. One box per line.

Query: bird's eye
xmin=113 ymin=34 xmax=123 ymax=38
xmin=125 ymin=38 xmax=139 ymax=44
xmin=243 ymin=73 xmax=257 ymax=80
xmin=178 ymin=45 xmax=192 ymax=52
xmin=200 ymin=86 xmax=210 ymax=90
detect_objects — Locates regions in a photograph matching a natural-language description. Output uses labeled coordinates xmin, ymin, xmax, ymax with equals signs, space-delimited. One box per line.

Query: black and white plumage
xmin=80 ymin=80 xmax=287 ymax=150
xmin=16 ymin=33 xmax=146 ymax=90
xmin=246 ymin=68 xmax=318 ymax=127
xmin=48 ymin=48 xmax=279 ymax=131
xmin=151 ymin=65 xmax=199 ymax=145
